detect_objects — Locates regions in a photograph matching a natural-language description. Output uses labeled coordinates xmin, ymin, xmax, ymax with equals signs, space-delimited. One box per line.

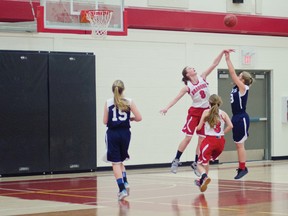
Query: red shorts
xmin=198 ymin=136 xmax=225 ymax=165
xmin=182 ymin=107 xmax=208 ymax=136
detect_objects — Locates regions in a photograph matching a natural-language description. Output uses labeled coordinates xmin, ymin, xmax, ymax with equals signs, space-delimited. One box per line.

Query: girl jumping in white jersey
xmin=160 ymin=50 xmax=233 ymax=175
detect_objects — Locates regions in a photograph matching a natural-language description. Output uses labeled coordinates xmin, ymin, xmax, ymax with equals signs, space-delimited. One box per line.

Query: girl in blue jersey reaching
xmin=103 ymin=80 xmax=142 ymax=200
xmin=225 ymin=51 xmax=253 ymax=179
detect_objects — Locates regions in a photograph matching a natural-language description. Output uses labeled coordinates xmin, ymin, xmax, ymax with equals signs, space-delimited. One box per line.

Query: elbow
xmin=135 ymin=116 xmax=142 ymax=122
xmin=103 ymin=118 xmax=108 ymax=125
xmin=134 ymin=114 xmax=142 ymax=122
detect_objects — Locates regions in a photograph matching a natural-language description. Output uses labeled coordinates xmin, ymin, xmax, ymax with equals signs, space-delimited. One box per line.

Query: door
xmin=218 ymin=69 xmax=271 ymax=162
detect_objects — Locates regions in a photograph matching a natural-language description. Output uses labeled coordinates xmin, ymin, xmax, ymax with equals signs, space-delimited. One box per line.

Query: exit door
xmin=218 ymin=69 xmax=271 ymax=162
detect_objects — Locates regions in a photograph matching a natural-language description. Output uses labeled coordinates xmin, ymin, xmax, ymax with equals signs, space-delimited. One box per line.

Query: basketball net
xmin=86 ymin=10 xmax=113 ymax=39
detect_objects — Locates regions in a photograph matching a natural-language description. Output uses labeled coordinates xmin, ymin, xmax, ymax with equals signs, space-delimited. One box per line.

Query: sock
xmin=175 ymin=151 xmax=183 ymax=160
xmin=195 ymin=155 xmax=199 ymax=162
xmin=116 ymin=178 xmax=125 ymax=192
xmin=122 ymin=171 xmax=128 ymax=183
xmin=239 ymin=162 xmax=246 ymax=170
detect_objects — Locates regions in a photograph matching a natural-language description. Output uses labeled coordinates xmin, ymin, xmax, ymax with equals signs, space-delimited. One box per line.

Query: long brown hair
xmin=181 ymin=66 xmax=189 ymax=85
xmin=112 ymin=80 xmax=130 ymax=112
xmin=204 ymin=94 xmax=223 ymax=128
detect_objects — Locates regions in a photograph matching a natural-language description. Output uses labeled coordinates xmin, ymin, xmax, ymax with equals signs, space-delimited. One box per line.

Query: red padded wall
xmin=1 ymin=1 xmax=288 ymax=37
xmin=0 ymin=0 xmax=39 ymax=22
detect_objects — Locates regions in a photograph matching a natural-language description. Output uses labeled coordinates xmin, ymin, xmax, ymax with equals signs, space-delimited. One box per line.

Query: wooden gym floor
xmin=0 ymin=160 xmax=287 ymax=216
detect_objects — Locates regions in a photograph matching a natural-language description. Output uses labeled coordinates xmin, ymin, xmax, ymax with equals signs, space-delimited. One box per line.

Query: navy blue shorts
xmin=231 ymin=113 xmax=250 ymax=143
xmin=105 ymin=128 xmax=131 ymax=163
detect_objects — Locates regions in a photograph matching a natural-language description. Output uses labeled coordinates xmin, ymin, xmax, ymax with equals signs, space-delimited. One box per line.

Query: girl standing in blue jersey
xmin=225 ymin=51 xmax=253 ymax=179
xmin=103 ymin=80 xmax=142 ymax=201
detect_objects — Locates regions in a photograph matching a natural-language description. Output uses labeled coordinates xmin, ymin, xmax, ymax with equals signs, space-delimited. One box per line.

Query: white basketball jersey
xmin=204 ymin=110 xmax=225 ymax=136
xmin=187 ymin=76 xmax=210 ymax=108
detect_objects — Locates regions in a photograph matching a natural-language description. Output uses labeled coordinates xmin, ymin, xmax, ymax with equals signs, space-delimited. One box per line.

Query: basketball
xmin=224 ymin=14 xmax=238 ymax=28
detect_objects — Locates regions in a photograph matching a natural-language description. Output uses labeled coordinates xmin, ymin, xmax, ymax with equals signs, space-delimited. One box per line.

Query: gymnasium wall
xmin=0 ymin=29 xmax=287 ymax=168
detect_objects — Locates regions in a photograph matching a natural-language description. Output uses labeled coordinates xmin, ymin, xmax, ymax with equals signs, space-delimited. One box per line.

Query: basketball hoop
xmin=86 ymin=10 xmax=113 ymax=39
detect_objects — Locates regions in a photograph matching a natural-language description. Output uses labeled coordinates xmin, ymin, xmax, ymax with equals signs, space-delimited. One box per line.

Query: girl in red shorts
xmin=194 ymin=94 xmax=233 ymax=192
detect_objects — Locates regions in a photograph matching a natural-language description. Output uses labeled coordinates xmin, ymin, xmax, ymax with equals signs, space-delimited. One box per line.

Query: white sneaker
xmin=118 ymin=189 xmax=128 ymax=201
xmin=171 ymin=159 xmax=181 ymax=174
xmin=124 ymin=182 xmax=130 ymax=195
xmin=191 ymin=161 xmax=201 ymax=177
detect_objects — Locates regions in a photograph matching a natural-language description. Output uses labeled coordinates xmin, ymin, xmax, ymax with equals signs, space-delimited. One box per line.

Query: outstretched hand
xmin=224 ymin=49 xmax=235 ymax=60
xmin=160 ymin=109 xmax=168 ymax=115
xmin=224 ymin=49 xmax=235 ymax=54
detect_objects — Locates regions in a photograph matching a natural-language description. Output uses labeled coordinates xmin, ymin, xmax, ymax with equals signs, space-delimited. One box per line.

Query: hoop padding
xmin=86 ymin=10 xmax=113 ymax=38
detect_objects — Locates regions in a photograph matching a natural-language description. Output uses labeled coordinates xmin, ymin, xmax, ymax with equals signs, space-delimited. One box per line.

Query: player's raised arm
xmin=224 ymin=51 xmax=246 ymax=94
xmin=201 ymin=49 xmax=234 ymax=80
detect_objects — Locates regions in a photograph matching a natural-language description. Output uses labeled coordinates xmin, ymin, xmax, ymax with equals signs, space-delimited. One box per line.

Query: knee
xmin=235 ymin=143 xmax=244 ymax=150
xmin=185 ymin=136 xmax=192 ymax=143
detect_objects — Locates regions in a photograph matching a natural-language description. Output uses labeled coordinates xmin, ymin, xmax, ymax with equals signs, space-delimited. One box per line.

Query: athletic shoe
xmin=124 ymin=182 xmax=130 ymax=195
xmin=191 ymin=161 xmax=201 ymax=177
xmin=195 ymin=177 xmax=211 ymax=192
xmin=171 ymin=159 xmax=181 ymax=174
xmin=194 ymin=179 xmax=201 ymax=187
xmin=234 ymin=167 xmax=248 ymax=179
xmin=200 ymin=177 xmax=211 ymax=192
xmin=118 ymin=189 xmax=128 ymax=201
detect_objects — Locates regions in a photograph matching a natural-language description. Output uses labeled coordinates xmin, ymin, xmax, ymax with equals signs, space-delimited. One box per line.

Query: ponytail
xmin=182 ymin=66 xmax=189 ymax=85
xmin=204 ymin=94 xmax=223 ymax=128
xmin=241 ymin=71 xmax=254 ymax=86
xmin=112 ymin=80 xmax=130 ymax=112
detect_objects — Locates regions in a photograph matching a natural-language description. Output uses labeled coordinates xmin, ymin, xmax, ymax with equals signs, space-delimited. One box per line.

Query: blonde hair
xmin=241 ymin=71 xmax=254 ymax=86
xmin=204 ymin=94 xmax=223 ymax=128
xmin=112 ymin=80 xmax=130 ymax=112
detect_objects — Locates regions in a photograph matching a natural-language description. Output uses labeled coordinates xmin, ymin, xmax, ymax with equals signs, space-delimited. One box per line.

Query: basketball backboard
xmin=37 ymin=0 xmax=127 ymax=36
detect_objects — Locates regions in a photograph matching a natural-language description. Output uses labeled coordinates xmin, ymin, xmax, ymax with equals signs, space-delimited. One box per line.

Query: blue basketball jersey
xmin=230 ymin=85 xmax=249 ymax=115
xmin=106 ymin=98 xmax=131 ymax=129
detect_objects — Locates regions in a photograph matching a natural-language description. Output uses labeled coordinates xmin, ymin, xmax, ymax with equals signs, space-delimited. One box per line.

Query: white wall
xmin=125 ymin=0 xmax=288 ymax=17
xmin=1 ymin=28 xmax=288 ymax=167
